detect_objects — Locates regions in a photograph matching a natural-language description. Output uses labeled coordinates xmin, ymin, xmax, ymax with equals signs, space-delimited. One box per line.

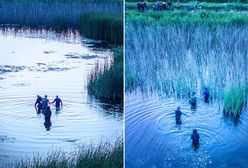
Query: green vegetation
xmin=80 ymin=13 xmax=123 ymax=44
xmin=4 ymin=139 xmax=123 ymax=168
xmin=125 ymin=4 xmax=248 ymax=116
xmin=223 ymin=86 xmax=246 ymax=118
xmin=126 ymin=10 xmax=248 ymax=25
xmin=126 ymin=0 xmax=248 ymax=3
xmin=0 ymin=0 xmax=122 ymax=42
xmin=87 ymin=48 xmax=123 ymax=105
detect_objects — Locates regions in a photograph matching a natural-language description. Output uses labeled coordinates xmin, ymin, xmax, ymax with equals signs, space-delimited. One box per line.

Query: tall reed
xmin=125 ymin=21 xmax=248 ymax=101
xmin=87 ymin=48 xmax=123 ymax=105
xmin=4 ymin=138 xmax=123 ymax=168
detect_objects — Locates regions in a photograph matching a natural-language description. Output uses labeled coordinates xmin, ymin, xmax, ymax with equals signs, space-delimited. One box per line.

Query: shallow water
xmin=0 ymin=28 xmax=123 ymax=165
xmin=125 ymin=92 xmax=248 ymax=168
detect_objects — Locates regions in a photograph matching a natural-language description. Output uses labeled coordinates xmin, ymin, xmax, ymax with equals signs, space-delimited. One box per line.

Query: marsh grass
xmin=223 ymin=86 xmax=246 ymax=118
xmin=79 ymin=12 xmax=123 ymax=44
xmin=126 ymin=10 xmax=248 ymax=25
xmin=4 ymin=139 xmax=123 ymax=168
xmin=125 ymin=22 xmax=248 ymax=101
xmin=87 ymin=48 xmax=123 ymax=105
xmin=0 ymin=0 xmax=122 ymax=42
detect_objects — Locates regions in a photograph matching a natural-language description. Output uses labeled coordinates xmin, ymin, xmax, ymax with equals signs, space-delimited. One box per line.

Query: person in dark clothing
xmin=175 ymin=106 xmax=182 ymax=124
xmin=203 ymin=88 xmax=210 ymax=102
xmin=191 ymin=129 xmax=200 ymax=150
xmin=34 ymin=95 xmax=42 ymax=113
xmin=51 ymin=96 xmax=63 ymax=109
xmin=41 ymin=95 xmax=49 ymax=113
xmin=44 ymin=106 xmax=52 ymax=131
xmin=189 ymin=92 xmax=197 ymax=107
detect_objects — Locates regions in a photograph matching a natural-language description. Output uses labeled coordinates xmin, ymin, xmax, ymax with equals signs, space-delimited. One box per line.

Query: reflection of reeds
xmin=224 ymin=86 xmax=245 ymax=118
xmin=125 ymin=22 xmax=248 ymax=101
xmin=5 ymin=138 xmax=123 ymax=168
xmin=87 ymin=48 xmax=123 ymax=105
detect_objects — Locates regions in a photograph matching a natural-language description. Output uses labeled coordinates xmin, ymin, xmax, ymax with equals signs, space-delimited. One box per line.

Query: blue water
xmin=125 ymin=92 xmax=248 ymax=168
xmin=0 ymin=28 xmax=123 ymax=165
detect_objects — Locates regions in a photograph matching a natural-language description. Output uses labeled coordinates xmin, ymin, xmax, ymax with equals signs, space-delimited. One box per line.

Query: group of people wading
xmin=34 ymin=95 xmax=63 ymax=131
xmin=175 ymin=87 xmax=210 ymax=150
xmin=137 ymin=0 xmax=201 ymax=11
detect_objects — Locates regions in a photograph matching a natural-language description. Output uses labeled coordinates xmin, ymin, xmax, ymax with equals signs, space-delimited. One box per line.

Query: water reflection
xmin=0 ymin=28 xmax=122 ymax=164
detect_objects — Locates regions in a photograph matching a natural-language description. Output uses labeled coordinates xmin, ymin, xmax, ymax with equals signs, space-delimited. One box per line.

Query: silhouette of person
xmin=51 ymin=95 xmax=63 ymax=111
xmin=189 ymin=92 xmax=197 ymax=107
xmin=34 ymin=95 xmax=42 ymax=113
xmin=175 ymin=106 xmax=182 ymax=124
xmin=203 ymin=88 xmax=210 ymax=102
xmin=44 ymin=106 xmax=52 ymax=131
xmin=191 ymin=129 xmax=200 ymax=150
xmin=41 ymin=95 xmax=49 ymax=113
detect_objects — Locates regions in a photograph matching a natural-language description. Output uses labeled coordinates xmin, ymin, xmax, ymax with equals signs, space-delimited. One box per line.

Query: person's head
xmin=45 ymin=95 xmax=47 ymax=98
xmin=193 ymin=129 xmax=197 ymax=133
xmin=205 ymin=87 xmax=208 ymax=90
xmin=37 ymin=95 xmax=40 ymax=98
xmin=192 ymin=92 xmax=196 ymax=96
xmin=56 ymin=95 xmax=59 ymax=98
xmin=177 ymin=106 xmax=180 ymax=110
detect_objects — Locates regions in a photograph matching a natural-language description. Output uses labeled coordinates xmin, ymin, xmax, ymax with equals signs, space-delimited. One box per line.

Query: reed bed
xmin=80 ymin=12 xmax=123 ymax=44
xmin=3 ymin=138 xmax=123 ymax=168
xmin=0 ymin=0 xmax=122 ymax=30
xmin=125 ymin=22 xmax=248 ymax=101
xmin=87 ymin=48 xmax=123 ymax=105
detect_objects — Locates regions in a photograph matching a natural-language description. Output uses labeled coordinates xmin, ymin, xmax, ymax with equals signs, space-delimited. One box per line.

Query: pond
xmin=125 ymin=92 xmax=248 ymax=168
xmin=0 ymin=27 xmax=123 ymax=165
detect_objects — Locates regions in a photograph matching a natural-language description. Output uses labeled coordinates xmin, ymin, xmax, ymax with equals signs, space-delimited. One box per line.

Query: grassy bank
xmin=87 ymin=48 xmax=123 ymax=105
xmin=0 ymin=0 xmax=123 ymax=42
xmin=4 ymin=139 xmax=123 ymax=168
xmin=80 ymin=12 xmax=123 ymax=44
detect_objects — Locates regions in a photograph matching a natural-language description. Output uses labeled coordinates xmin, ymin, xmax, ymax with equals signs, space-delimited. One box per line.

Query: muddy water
xmin=0 ymin=28 xmax=123 ymax=164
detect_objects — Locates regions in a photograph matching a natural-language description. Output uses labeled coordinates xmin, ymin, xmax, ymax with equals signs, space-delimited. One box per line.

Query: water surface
xmin=125 ymin=92 xmax=248 ymax=168
xmin=0 ymin=28 xmax=123 ymax=165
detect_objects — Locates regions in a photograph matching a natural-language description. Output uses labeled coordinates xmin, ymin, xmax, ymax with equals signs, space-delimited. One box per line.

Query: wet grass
xmin=4 ymin=138 xmax=123 ymax=168
xmin=224 ymin=86 xmax=246 ymax=118
xmin=87 ymin=48 xmax=123 ymax=105
xmin=79 ymin=12 xmax=123 ymax=44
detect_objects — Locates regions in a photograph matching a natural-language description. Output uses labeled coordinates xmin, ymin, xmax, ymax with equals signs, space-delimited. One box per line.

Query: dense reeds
xmin=126 ymin=10 xmax=248 ymax=25
xmin=0 ymin=0 xmax=123 ymax=42
xmin=79 ymin=12 xmax=123 ymax=44
xmin=223 ymin=86 xmax=246 ymax=118
xmin=87 ymin=48 xmax=123 ymax=105
xmin=125 ymin=21 xmax=248 ymax=103
xmin=4 ymin=138 xmax=123 ymax=168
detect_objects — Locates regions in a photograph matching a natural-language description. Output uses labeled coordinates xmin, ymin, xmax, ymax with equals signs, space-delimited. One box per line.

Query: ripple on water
xmin=126 ymin=92 xmax=248 ymax=168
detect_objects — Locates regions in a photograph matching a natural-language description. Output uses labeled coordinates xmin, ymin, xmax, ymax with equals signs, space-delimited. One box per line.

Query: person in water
xmin=51 ymin=95 xmax=63 ymax=109
xmin=41 ymin=95 xmax=49 ymax=113
xmin=191 ymin=129 xmax=200 ymax=150
xmin=189 ymin=92 xmax=197 ymax=107
xmin=203 ymin=87 xmax=210 ymax=102
xmin=175 ymin=106 xmax=182 ymax=124
xmin=34 ymin=95 xmax=42 ymax=113
xmin=44 ymin=106 xmax=52 ymax=131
